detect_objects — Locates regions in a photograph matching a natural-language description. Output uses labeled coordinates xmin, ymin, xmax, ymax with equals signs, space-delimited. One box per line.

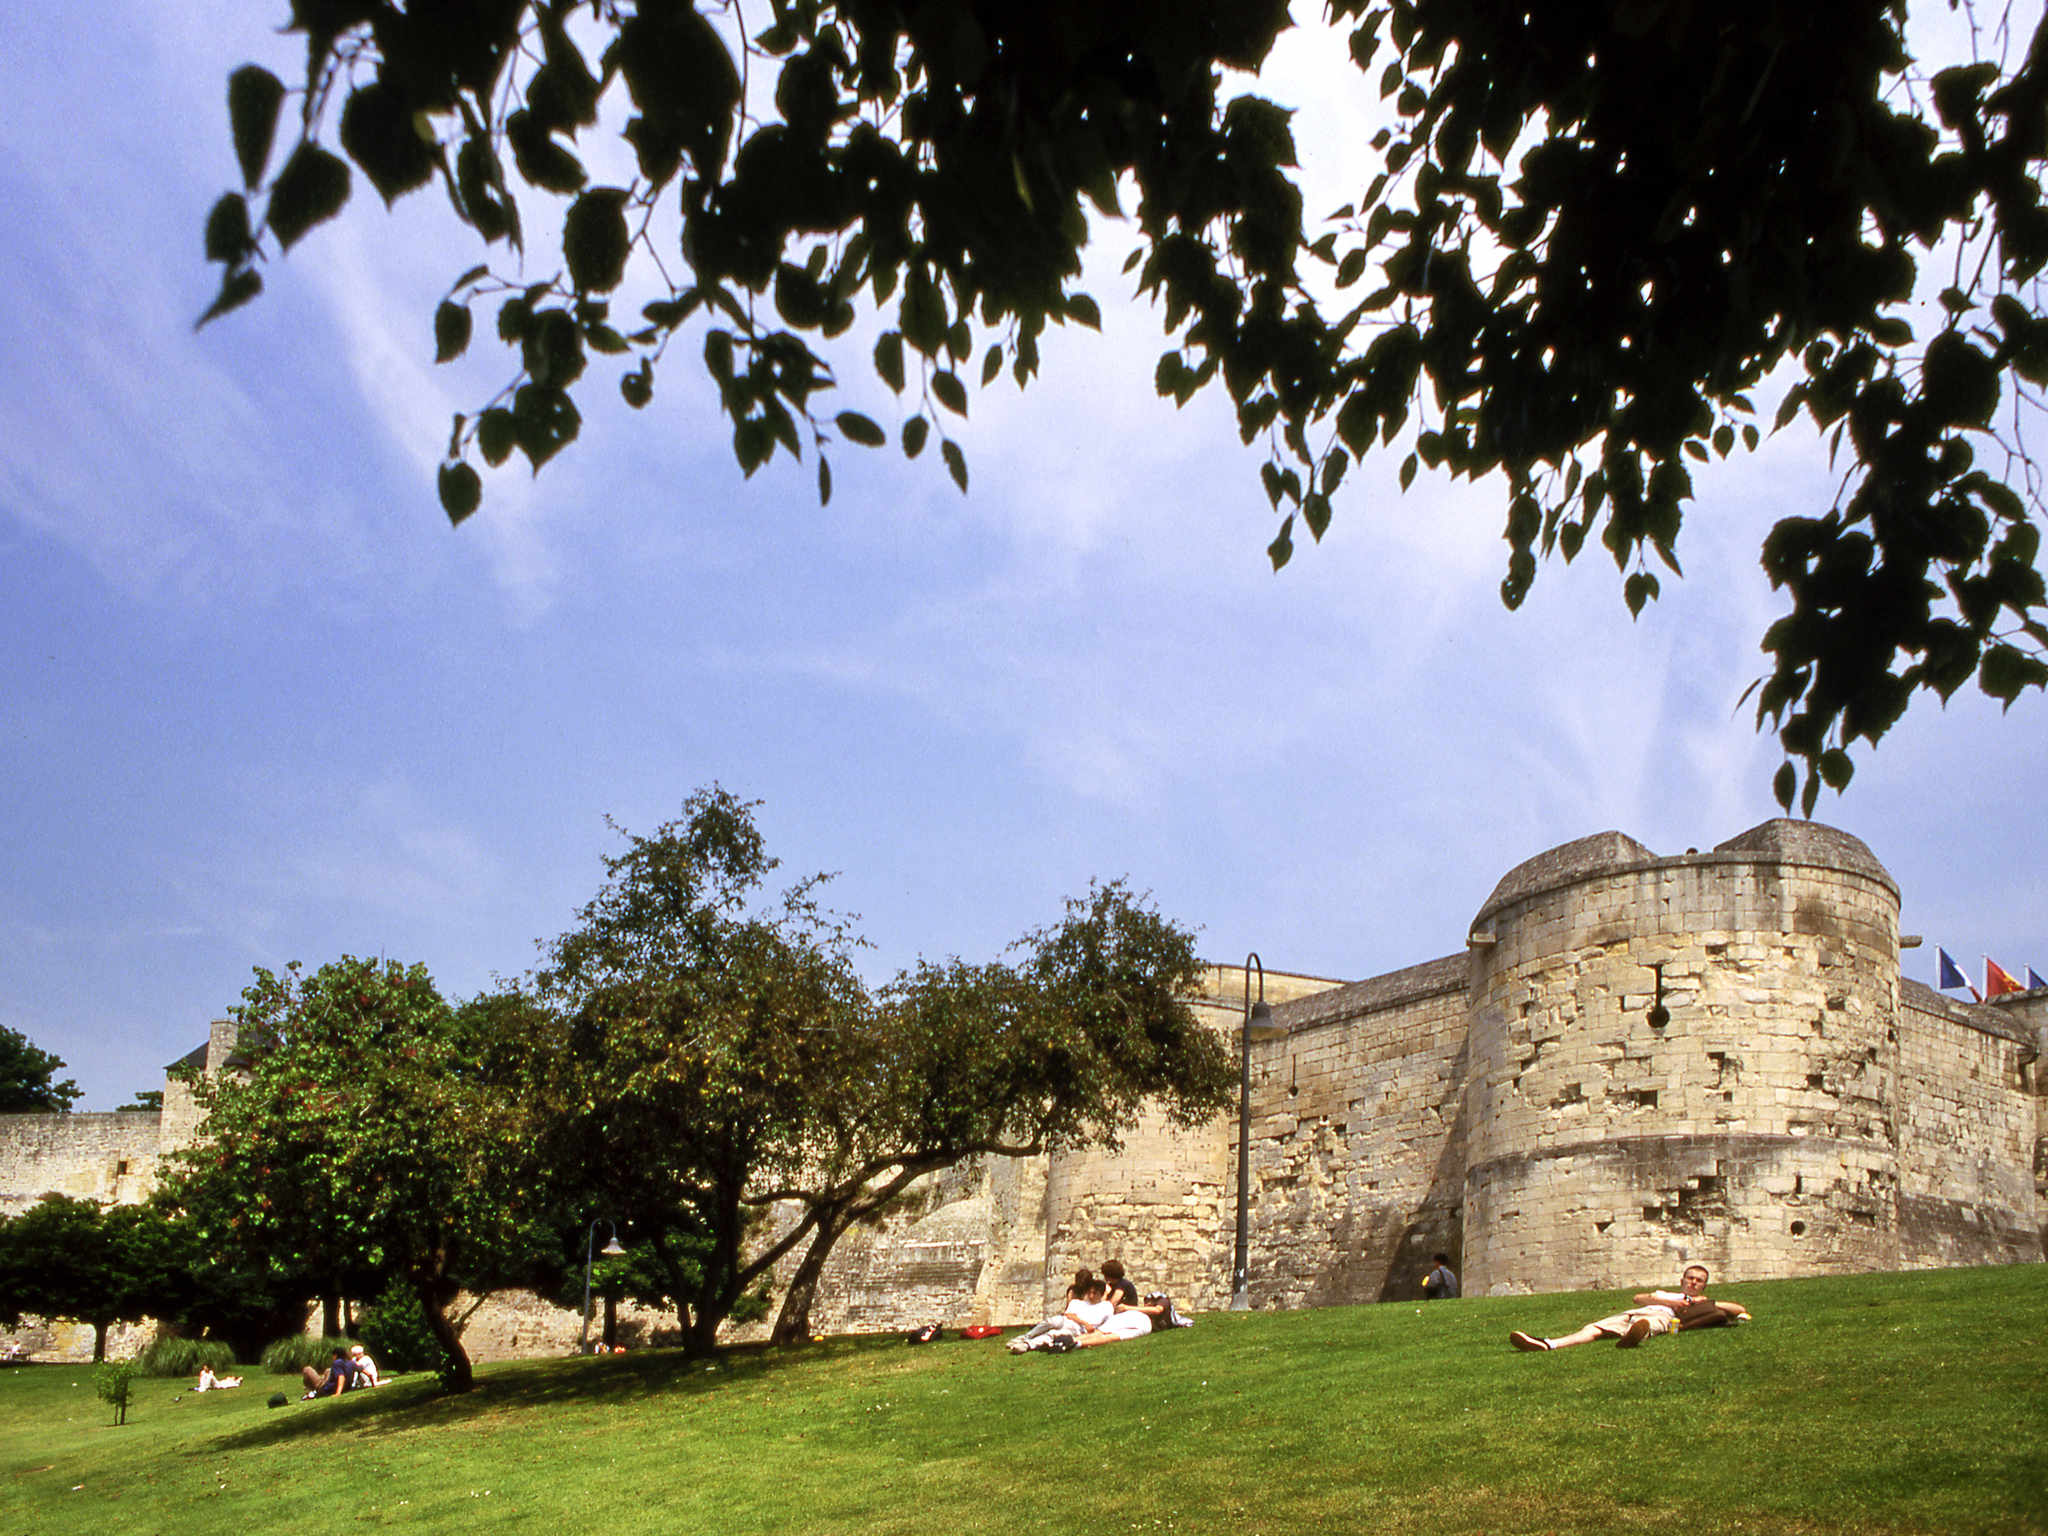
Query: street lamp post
xmin=1230 ymin=953 xmax=1274 ymax=1310
xmin=580 ymin=1219 xmax=627 ymax=1354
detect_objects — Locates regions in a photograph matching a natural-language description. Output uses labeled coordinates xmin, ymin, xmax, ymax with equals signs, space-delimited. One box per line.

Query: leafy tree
xmin=118 ymin=1090 xmax=165 ymax=1113
xmin=523 ymin=788 xmax=871 ymax=1354
xmin=525 ymin=787 xmax=1233 ymax=1352
xmin=759 ymin=883 xmax=1233 ymax=1343
xmin=200 ymin=1 xmax=2048 ymax=806
xmin=0 ymin=1196 xmax=179 ymax=1361
xmin=158 ymin=956 xmax=539 ymax=1391
xmin=0 ymin=1026 xmax=80 ymax=1112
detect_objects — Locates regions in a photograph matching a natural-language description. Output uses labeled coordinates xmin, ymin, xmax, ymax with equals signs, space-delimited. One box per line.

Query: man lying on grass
xmin=1509 ymin=1264 xmax=1750 ymax=1352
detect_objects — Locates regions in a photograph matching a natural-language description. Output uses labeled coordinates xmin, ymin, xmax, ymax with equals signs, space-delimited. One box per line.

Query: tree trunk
xmin=410 ymin=1268 xmax=473 ymax=1391
xmin=602 ymin=1292 xmax=617 ymax=1350
xmin=92 ymin=1320 xmax=109 ymax=1362
xmin=770 ymin=1208 xmax=851 ymax=1344
xmin=321 ymin=1291 xmax=342 ymax=1338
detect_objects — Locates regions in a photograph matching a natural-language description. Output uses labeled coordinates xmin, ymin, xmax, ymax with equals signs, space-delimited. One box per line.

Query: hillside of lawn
xmin=3 ymin=1263 xmax=2041 ymax=1536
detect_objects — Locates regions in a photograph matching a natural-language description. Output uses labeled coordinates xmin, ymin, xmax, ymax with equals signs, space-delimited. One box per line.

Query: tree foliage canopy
xmin=0 ymin=1026 xmax=81 ymax=1112
xmin=523 ymin=787 xmax=1232 ymax=1350
xmin=203 ymin=1 xmax=2048 ymax=807
xmin=160 ymin=956 xmax=536 ymax=1390
xmin=0 ymin=1196 xmax=180 ymax=1360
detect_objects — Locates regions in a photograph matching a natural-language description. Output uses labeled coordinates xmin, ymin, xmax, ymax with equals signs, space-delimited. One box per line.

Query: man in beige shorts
xmin=1509 ymin=1264 xmax=1748 ymax=1351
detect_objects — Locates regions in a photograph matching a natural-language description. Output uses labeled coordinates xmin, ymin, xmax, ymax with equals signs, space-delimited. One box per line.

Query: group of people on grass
xmin=1008 ymin=1259 xmax=1185 ymax=1353
xmin=298 ymin=1342 xmax=382 ymax=1397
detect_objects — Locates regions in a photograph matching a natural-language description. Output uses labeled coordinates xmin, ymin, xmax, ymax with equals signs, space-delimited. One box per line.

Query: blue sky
xmin=4 ymin=5 xmax=2043 ymax=1110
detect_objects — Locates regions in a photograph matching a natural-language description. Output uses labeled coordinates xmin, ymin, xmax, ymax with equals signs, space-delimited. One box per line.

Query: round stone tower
xmin=1461 ymin=820 xmax=1904 ymax=1293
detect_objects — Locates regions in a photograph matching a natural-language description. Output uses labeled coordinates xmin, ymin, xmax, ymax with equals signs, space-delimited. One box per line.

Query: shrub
xmin=94 ymin=1361 xmax=135 ymax=1425
xmin=260 ymin=1334 xmax=356 ymax=1376
xmin=356 ymin=1279 xmax=443 ymax=1376
xmin=135 ymin=1336 xmax=239 ymax=1378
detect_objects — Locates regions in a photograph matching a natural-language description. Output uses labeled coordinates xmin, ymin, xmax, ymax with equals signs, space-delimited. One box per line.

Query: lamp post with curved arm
xmin=1230 ymin=953 xmax=1277 ymax=1310
xmin=580 ymin=1219 xmax=627 ymax=1354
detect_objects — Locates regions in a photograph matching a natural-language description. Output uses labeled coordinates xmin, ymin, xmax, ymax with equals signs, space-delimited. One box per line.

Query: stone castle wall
xmin=0 ymin=1111 xmax=165 ymax=1217
xmin=5 ymin=819 xmax=2040 ymax=1360
xmin=1461 ymin=824 xmax=1909 ymax=1290
xmin=1894 ymin=986 xmax=2040 ymax=1265
xmin=1237 ymin=956 xmax=1470 ymax=1309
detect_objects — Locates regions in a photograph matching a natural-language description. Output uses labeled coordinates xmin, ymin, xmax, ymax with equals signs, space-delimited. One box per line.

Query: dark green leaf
xmin=477 ymin=408 xmax=517 ymax=465
xmin=508 ymin=109 xmax=587 ymax=195
xmin=564 ymin=188 xmax=632 ymax=293
xmin=1065 ymin=293 xmax=1101 ymax=330
xmin=438 ymin=462 xmax=482 ymax=526
xmin=196 ymin=267 xmax=262 ymax=327
xmin=902 ymin=416 xmax=929 ymax=459
xmin=621 ymin=361 xmax=653 ymax=409
xmin=874 ymin=332 xmax=905 ymax=393
xmin=931 ymin=371 xmax=967 ymax=416
xmin=524 ymin=309 xmax=586 ymax=388
xmin=339 ymin=82 xmax=436 ymax=205
xmin=835 ymin=411 xmax=885 ymax=447
xmin=433 ymin=301 xmax=472 ymax=364
xmin=941 ymin=437 xmax=968 ymax=492
xmin=227 ymin=65 xmax=285 ymax=191
xmin=204 ymin=193 xmax=253 ymax=264
xmin=511 ymin=383 xmax=581 ymax=471
xmin=266 ymin=143 xmax=351 ymax=250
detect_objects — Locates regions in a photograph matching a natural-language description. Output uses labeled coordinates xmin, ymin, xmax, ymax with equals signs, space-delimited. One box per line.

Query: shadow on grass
xmin=203 ymin=1334 xmax=907 ymax=1451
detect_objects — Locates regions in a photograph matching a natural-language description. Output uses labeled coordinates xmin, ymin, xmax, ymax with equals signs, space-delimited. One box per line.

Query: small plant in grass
xmin=260 ymin=1334 xmax=356 ymax=1376
xmin=93 ymin=1360 xmax=135 ymax=1425
xmin=135 ymin=1336 xmax=238 ymax=1378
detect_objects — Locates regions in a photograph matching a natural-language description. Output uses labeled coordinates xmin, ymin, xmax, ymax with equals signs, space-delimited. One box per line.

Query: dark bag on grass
xmin=1674 ymin=1299 xmax=1735 ymax=1329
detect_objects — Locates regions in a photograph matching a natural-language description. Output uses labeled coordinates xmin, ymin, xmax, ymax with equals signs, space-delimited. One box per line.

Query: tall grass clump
xmin=134 ymin=1336 xmax=238 ymax=1377
xmin=259 ymin=1335 xmax=355 ymax=1376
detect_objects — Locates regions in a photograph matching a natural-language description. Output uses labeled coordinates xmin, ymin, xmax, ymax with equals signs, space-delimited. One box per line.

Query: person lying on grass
xmin=1009 ymin=1271 xmax=1114 ymax=1352
xmin=1073 ymin=1293 xmax=1176 ymax=1347
xmin=1509 ymin=1264 xmax=1750 ymax=1352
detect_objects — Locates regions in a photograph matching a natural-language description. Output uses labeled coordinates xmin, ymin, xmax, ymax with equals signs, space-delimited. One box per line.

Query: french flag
xmin=1936 ymin=948 xmax=1977 ymax=999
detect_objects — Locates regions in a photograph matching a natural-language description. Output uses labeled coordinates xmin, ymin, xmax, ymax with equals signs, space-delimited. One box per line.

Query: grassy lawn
xmin=1 ymin=1263 xmax=2041 ymax=1536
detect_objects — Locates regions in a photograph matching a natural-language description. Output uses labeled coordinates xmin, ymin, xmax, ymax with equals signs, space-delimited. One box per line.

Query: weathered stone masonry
xmin=800 ymin=820 xmax=2042 ymax=1324
xmin=3 ymin=819 xmax=2041 ymax=1357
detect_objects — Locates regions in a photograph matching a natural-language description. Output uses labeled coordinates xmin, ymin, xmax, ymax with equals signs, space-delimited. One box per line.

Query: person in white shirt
xmin=1008 ymin=1271 xmax=1114 ymax=1352
xmin=1509 ymin=1265 xmax=1748 ymax=1351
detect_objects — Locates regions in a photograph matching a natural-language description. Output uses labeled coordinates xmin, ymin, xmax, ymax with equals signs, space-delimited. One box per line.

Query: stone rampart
xmin=6 ymin=821 xmax=2038 ymax=1359
xmin=1895 ymin=983 xmax=2040 ymax=1265
xmin=1462 ymin=822 xmax=1906 ymax=1291
xmin=1241 ymin=955 xmax=1469 ymax=1308
xmin=0 ymin=1112 xmax=164 ymax=1216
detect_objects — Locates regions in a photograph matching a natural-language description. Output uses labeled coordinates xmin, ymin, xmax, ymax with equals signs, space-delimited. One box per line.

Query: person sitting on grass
xmin=1099 ymin=1258 xmax=1140 ymax=1307
xmin=1509 ymin=1264 xmax=1750 ymax=1352
xmin=301 ymin=1347 xmax=359 ymax=1397
xmin=1008 ymin=1271 xmax=1114 ymax=1352
xmin=348 ymin=1343 xmax=381 ymax=1386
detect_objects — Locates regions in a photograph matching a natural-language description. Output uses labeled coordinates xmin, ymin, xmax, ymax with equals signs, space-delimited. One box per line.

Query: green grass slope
xmin=2 ymin=1264 xmax=2041 ymax=1536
